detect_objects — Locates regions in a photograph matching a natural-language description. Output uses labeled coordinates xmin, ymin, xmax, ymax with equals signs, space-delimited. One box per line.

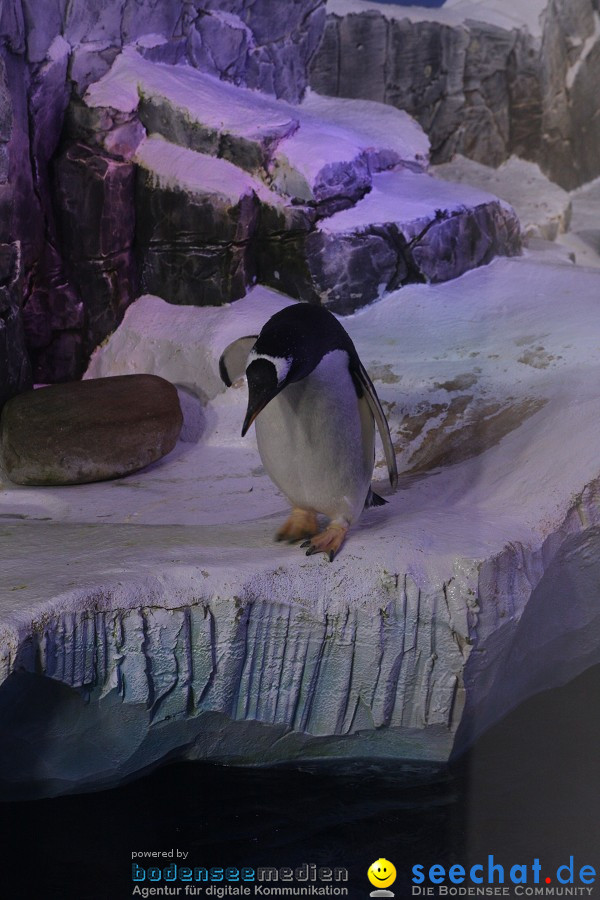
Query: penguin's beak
xmin=241 ymin=358 xmax=281 ymax=436
xmin=241 ymin=393 xmax=271 ymax=436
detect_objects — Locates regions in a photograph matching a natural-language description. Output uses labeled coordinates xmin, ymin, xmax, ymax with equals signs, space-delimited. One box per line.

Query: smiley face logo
xmin=368 ymin=858 xmax=397 ymax=889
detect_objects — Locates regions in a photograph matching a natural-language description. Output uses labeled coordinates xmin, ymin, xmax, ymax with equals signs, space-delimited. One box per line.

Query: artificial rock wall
xmin=0 ymin=0 xmax=326 ymax=384
xmin=1 ymin=0 xmax=598 ymax=389
xmin=310 ymin=0 xmax=600 ymax=190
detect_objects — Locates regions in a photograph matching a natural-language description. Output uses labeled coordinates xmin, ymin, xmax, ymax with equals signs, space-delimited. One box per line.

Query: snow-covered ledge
xmin=0 ymin=255 xmax=599 ymax=798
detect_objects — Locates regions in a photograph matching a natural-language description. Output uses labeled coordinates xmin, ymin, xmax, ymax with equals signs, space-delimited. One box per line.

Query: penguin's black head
xmin=241 ymin=357 xmax=284 ymax=437
xmin=241 ymin=303 xmax=358 ymax=436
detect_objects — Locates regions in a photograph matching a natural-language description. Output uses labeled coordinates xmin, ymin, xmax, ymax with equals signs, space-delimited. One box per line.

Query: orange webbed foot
xmin=301 ymin=522 xmax=348 ymax=562
xmin=276 ymin=508 xmax=319 ymax=543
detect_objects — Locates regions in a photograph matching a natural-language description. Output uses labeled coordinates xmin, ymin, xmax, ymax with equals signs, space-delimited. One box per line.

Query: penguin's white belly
xmin=254 ymin=349 xmax=375 ymax=524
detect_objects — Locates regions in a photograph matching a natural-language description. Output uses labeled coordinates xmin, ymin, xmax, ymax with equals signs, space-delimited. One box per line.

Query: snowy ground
xmin=0 ymin=252 xmax=599 ymax=795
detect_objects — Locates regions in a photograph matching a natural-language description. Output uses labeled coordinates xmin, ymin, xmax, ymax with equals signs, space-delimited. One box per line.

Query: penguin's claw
xmin=302 ymin=523 xmax=348 ymax=562
xmin=276 ymin=509 xmax=318 ymax=543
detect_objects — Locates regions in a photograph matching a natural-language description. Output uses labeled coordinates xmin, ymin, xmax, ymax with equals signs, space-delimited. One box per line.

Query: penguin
xmin=219 ymin=303 xmax=398 ymax=561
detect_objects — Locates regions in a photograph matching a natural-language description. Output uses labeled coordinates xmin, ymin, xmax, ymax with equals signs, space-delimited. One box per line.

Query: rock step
xmin=431 ymin=155 xmax=572 ymax=242
xmin=59 ymin=48 xmax=521 ymax=316
xmin=127 ymin=136 xmax=520 ymax=311
xmin=133 ymin=135 xmax=310 ymax=306
xmin=259 ymin=169 xmax=522 ymax=311
xmin=0 ymin=374 xmax=183 ymax=485
xmin=84 ymin=47 xmax=429 ymax=211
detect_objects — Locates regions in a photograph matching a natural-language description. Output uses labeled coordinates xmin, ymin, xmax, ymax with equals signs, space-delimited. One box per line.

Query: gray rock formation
xmin=134 ymin=138 xmax=261 ymax=307
xmin=53 ymin=143 xmax=136 ymax=356
xmin=278 ymin=170 xmax=521 ymax=310
xmin=62 ymin=49 xmax=518 ymax=313
xmin=539 ymin=0 xmax=600 ymax=189
xmin=0 ymin=243 xmax=32 ymax=410
xmin=0 ymin=0 xmax=327 ymax=382
xmin=310 ymin=5 xmax=542 ymax=167
xmin=310 ymin=0 xmax=600 ymax=190
xmin=1 ymin=374 xmax=182 ymax=485
xmin=186 ymin=0 xmax=327 ymax=103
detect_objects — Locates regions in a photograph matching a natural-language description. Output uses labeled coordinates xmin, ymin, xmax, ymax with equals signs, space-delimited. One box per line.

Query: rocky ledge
xmin=51 ymin=45 xmax=520 ymax=353
xmin=0 ymin=254 xmax=599 ymax=798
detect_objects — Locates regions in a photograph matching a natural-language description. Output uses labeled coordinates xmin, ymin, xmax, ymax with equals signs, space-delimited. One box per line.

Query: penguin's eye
xmin=249 ymin=353 xmax=292 ymax=386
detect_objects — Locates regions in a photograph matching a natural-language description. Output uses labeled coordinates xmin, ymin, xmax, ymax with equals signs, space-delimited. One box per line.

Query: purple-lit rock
xmin=0 ymin=58 xmax=10 ymax=184
xmin=134 ymin=137 xmax=263 ymax=306
xmin=53 ymin=142 xmax=136 ymax=354
xmin=0 ymin=374 xmax=183 ymax=485
xmin=29 ymin=37 xmax=71 ymax=180
xmin=1 ymin=0 xmax=329 ymax=381
xmin=1 ymin=33 xmax=79 ymax=383
xmin=0 ymin=242 xmax=32 ymax=409
xmin=21 ymin=254 xmax=84 ymax=383
xmin=188 ymin=0 xmax=326 ymax=102
xmin=260 ymin=170 xmax=521 ymax=310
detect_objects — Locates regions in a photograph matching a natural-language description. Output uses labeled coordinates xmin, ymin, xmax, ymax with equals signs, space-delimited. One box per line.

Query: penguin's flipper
xmin=219 ymin=335 xmax=258 ymax=387
xmin=353 ymin=361 xmax=398 ymax=490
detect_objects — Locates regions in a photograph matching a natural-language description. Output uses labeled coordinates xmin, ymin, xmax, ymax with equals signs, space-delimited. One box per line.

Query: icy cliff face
xmin=1 ymin=257 xmax=600 ymax=798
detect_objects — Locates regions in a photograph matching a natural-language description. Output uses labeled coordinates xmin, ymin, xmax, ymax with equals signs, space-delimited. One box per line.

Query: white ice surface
xmin=301 ymin=90 xmax=429 ymax=167
xmin=1 ymin=258 xmax=598 ymax=546
xmin=85 ymin=46 xmax=296 ymax=131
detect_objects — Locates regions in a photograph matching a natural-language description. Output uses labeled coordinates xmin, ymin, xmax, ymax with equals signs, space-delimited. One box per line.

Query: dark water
xmin=1 ymin=665 xmax=599 ymax=900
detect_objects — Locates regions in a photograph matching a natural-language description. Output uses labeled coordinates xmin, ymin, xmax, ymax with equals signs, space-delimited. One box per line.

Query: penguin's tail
xmin=365 ymin=489 xmax=387 ymax=509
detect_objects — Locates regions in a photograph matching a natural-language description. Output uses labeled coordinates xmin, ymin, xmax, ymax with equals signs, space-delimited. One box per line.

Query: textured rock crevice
xmin=310 ymin=0 xmax=600 ymax=189
xmin=1 ymin=0 xmax=328 ymax=383
xmin=0 ymin=241 xmax=32 ymax=409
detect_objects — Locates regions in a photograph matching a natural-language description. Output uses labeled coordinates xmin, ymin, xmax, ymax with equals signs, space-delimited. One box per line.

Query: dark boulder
xmin=1 ymin=374 xmax=183 ymax=485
